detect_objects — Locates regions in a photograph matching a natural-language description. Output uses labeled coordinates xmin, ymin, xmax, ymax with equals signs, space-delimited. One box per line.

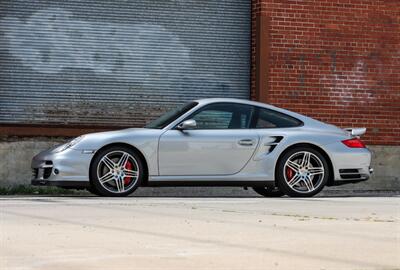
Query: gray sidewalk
xmin=1 ymin=196 xmax=399 ymax=270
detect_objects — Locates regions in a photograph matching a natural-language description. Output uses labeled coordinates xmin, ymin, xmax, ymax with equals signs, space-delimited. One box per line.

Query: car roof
xmin=194 ymin=98 xmax=303 ymax=119
xmin=192 ymin=98 xmax=335 ymax=131
xmin=194 ymin=98 xmax=289 ymax=111
xmin=195 ymin=98 xmax=264 ymax=106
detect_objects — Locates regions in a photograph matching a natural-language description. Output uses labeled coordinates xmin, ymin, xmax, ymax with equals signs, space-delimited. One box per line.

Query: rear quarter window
xmin=254 ymin=108 xmax=302 ymax=128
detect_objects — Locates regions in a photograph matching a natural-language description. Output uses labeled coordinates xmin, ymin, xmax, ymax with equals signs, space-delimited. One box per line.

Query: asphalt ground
xmin=1 ymin=196 xmax=399 ymax=270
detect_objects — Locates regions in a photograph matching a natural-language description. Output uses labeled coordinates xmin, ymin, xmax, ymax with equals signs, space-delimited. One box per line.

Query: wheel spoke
xmin=286 ymin=160 xmax=300 ymax=173
xmin=119 ymin=176 xmax=125 ymax=192
xmin=309 ymin=167 xmax=324 ymax=176
xmin=287 ymin=174 xmax=301 ymax=187
xmin=114 ymin=177 xmax=120 ymax=192
xmin=118 ymin=153 xmax=130 ymax=168
xmin=301 ymin=152 xmax=311 ymax=167
xmin=99 ymin=172 xmax=114 ymax=184
xmin=303 ymin=176 xmax=314 ymax=191
xmin=123 ymin=169 xmax=138 ymax=178
xmin=102 ymin=156 xmax=116 ymax=170
xmin=114 ymin=176 xmax=124 ymax=192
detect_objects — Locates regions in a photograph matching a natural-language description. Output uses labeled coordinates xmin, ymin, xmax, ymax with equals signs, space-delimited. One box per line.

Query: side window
xmin=193 ymin=110 xmax=232 ymax=129
xmin=255 ymin=108 xmax=302 ymax=128
xmin=189 ymin=103 xmax=253 ymax=129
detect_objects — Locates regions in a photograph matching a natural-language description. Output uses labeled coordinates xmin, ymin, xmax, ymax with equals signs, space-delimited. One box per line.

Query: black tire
xmin=276 ymin=146 xmax=329 ymax=197
xmin=89 ymin=145 xmax=144 ymax=197
xmin=252 ymin=186 xmax=285 ymax=197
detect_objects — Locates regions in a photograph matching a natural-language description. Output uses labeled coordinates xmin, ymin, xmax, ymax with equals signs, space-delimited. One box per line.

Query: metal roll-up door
xmin=0 ymin=0 xmax=250 ymax=127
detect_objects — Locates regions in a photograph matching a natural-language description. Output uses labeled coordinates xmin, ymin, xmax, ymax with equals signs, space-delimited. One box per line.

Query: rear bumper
xmin=323 ymin=142 xmax=372 ymax=185
xmin=329 ymin=167 xmax=373 ymax=186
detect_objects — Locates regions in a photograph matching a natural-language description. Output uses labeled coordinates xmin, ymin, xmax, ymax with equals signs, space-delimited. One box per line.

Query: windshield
xmin=145 ymin=102 xmax=198 ymax=129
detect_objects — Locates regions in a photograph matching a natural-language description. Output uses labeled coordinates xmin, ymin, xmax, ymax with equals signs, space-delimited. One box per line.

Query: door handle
xmin=238 ymin=139 xmax=255 ymax=146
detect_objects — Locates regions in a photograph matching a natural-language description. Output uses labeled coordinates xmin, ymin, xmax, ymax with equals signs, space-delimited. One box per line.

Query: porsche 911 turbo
xmin=31 ymin=98 xmax=373 ymax=197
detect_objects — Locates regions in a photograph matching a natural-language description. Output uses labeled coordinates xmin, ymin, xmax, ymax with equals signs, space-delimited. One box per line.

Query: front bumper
xmin=31 ymin=147 xmax=93 ymax=188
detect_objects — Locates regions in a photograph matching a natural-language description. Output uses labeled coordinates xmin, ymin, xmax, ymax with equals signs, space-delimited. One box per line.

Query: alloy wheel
xmin=283 ymin=151 xmax=325 ymax=194
xmin=96 ymin=150 xmax=139 ymax=194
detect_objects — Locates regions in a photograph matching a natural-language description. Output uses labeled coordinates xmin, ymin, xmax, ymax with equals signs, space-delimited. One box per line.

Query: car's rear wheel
xmin=276 ymin=147 xmax=329 ymax=197
xmin=89 ymin=146 xmax=144 ymax=197
xmin=252 ymin=186 xmax=284 ymax=197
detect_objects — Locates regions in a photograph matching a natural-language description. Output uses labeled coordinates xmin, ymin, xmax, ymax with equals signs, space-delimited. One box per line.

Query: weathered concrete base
xmin=0 ymin=138 xmax=67 ymax=187
xmin=0 ymin=138 xmax=399 ymax=193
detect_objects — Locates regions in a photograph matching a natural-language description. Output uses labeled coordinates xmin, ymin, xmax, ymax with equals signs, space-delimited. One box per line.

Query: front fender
xmin=71 ymin=128 xmax=163 ymax=176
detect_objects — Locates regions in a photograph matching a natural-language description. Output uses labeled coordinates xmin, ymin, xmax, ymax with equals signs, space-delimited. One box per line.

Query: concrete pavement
xmin=0 ymin=196 xmax=399 ymax=270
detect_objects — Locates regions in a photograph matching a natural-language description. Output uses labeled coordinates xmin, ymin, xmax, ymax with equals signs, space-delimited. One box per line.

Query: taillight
xmin=342 ymin=138 xmax=366 ymax=148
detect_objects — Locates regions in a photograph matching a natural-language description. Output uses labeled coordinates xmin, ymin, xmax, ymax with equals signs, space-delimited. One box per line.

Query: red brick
xmin=251 ymin=0 xmax=400 ymax=145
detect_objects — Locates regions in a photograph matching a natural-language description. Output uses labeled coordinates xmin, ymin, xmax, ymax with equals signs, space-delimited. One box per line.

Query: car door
xmin=158 ymin=103 xmax=259 ymax=176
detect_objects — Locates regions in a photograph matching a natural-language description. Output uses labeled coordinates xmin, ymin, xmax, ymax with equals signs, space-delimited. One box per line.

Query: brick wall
xmin=251 ymin=0 xmax=400 ymax=145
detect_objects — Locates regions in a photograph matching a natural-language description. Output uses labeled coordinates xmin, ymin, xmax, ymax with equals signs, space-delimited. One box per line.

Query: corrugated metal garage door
xmin=0 ymin=0 xmax=250 ymax=127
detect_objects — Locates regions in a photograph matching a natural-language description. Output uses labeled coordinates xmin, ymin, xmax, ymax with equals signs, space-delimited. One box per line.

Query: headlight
xmin=54 ymin=136 xmax=84 ymax=152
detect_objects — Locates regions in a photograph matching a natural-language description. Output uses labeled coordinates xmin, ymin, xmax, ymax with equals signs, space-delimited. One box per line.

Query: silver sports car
xmin=32 ymin=98 xmax=373 ymax=197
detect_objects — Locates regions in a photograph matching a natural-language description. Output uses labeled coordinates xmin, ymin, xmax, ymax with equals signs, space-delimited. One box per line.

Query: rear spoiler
xmin=343 ymin=127 xmax=366 ymax=137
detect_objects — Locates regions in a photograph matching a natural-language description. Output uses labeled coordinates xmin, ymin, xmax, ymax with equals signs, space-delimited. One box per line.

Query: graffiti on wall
xmin=0 ymin=2 xmax=250 ymax=126
xmin=1 ymin=8 xmax=192 ymax=82
xmin=319 ymin=59 xmax=376 ymax=106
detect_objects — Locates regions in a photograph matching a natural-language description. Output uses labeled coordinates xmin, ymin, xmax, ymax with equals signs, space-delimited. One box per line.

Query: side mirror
xmin=177 ymin=119 xmax=197 ymax=130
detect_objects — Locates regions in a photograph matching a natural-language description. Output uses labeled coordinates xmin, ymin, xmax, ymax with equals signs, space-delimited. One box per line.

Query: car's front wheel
xmin=276 ymin=147 xmax=329 ymax=197
xmin=89 ymin=146 xmax=144 ymax=197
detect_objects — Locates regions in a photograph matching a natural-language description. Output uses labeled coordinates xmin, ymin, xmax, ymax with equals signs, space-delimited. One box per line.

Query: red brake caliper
xmin=286 ymin=167 xmax=294 ymax=181
xmin=124 ymin=161 xmax=133 ymax=185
